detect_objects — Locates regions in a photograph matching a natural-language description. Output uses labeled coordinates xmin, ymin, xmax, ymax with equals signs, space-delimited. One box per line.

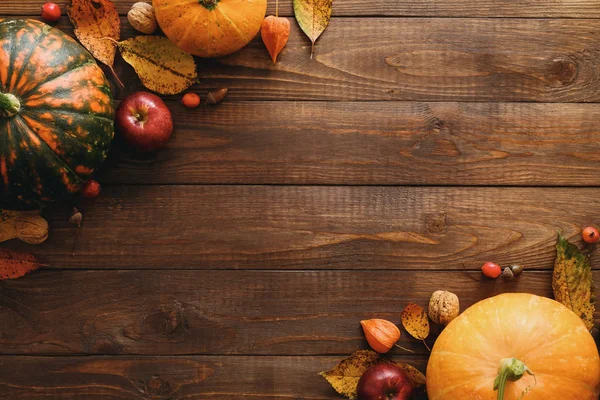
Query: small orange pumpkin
xmin=426 ymin=293 xmax=600 ymax=400
xmin=153 ymin=0 xmax=267 ymax=58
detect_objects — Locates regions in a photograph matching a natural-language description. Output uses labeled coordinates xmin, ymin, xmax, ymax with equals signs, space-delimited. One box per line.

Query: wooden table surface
xmin=2 ymin=1 xmax=600 ymax=399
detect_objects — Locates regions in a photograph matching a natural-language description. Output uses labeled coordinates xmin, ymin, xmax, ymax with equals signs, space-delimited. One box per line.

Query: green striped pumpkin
xmin=0 ymin=18 xmax=114 ymax=210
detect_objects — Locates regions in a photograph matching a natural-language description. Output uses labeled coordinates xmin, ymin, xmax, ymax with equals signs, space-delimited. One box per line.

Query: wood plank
xmin=0 ymin=355 xmax=427 ymax=399
xmin=3 ymin=0 xmax=600 ymax=18
xmin=1 ymin=270 xmax=597 ymax=355
xmin=8 ymin=16 xmax=600 ymax=102
xmin=101 ymin=101 xmax=600 ymax=186
xmin=5 ymin=186 xmax=600 ymax=270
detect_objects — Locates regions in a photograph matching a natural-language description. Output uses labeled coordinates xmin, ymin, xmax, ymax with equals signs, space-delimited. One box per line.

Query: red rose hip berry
xmin=181 ymin=93 xmax=201 ymax=108
xmin=81 ymin=180 xmax=101 ymax=198
xmin=41 ymin=3 xmax=61 ymax=22
xmin=482 ymin=262 xmax=502 ymax=279
xmin=582 ymin=226 xmax=600 ymax=244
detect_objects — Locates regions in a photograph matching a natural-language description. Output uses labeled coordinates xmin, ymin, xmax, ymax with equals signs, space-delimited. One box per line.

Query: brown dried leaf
xmin=401 ymin=302 xmax=430 ymax=341
xmin=0 ymin=249 xmax=44 ymax=280
xmin=319 ymin=350 xmax=425 ymax=399
xmin=553 ymin=234 xmax=596 ymax=330
xmin=67 ymin=0 xmax=120 ymax=68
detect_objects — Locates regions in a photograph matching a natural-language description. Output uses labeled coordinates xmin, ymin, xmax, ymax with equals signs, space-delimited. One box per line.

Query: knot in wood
xmin=426 ymin=213 xmax=447 ymax=234
xmin=134 ymin=376 xmax=174 ymax=398
xmin=547 ymin=57 xmax=577 ymax=87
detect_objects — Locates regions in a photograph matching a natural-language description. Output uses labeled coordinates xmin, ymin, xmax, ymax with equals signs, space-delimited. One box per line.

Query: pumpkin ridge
xmin=20 ymin=60 xmax=96 ymax=100
xmin=17 ymin=114 xmax=88 ymax=182
xmin=11 ymin=24 xmax=52 ymax=93
xmin=176 ymin=10 xmax=204 ymax=50
xmin=1 ymin=20 xmax=18 ymax=93
xmin=22 ymin=107 xmax=113 ymax=124
xmin=216 ymin=7 xmax=250 ymax=43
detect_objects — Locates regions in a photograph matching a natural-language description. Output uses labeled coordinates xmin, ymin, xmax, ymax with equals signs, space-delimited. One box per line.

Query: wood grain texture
xmin=5 ymin=186 xmax=599 ymax=270
xmin=101 ymin=101 xmax=600 ymax=186
xmin=0 ymin=355 xmax=427 ymax=399
xmin=1 ymin=270 xmax=597 ymax=355
xmin=3 ymin=0 xmax=600 ymax=17
xmin=9 ymin=16 xmax=600 ymax=102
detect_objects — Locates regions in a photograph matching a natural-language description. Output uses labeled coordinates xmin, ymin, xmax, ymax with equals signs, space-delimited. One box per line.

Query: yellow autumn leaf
xmin=401 ymin=302 xmax=430 ymax=342
xmin=319 ymin=350 xmax=425 ymax=399
xmin=118 ymin=36 xmax=198 ymax=95
xmin=67 ymin=0 xmax=119 ymax=68
xmin=293 ymin=0 xmax=332 ymax=58
xmin=552 ymin=234 xmax=596 ymax=330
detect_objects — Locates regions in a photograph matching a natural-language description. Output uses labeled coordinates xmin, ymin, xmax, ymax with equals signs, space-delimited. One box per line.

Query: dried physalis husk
xmin=15 ymin=215 xmax=49 ymax=245
xmin=360 ymin=318 xmax=400 ymax=354
xmin=261 ymin=16 xmax=290 ymax=63
xmin=428 ymin=290 xmax=460 ymax=326
xmin=128 ymin=2 xmax=157 ymax=34
xmin=206 ymin=88 xmax=228 ymax=105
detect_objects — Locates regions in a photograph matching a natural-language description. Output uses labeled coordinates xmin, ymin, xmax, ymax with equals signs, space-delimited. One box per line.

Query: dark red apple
xmin=116 ymin=91 xmax=173 ymax=152
xmin=357 ymin=364 xmax=414 ymax=400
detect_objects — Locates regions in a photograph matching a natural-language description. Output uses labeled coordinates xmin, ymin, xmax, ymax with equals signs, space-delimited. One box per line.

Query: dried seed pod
xmin=128 ymin=2 xmax=157 ymax=34
xmin=502 ymin=266 xmax=515 ymax=280
xmin=14 ymin=215 xmax=49 ymax=245
xmin=360 ymin=318 xmax=400 ymax=354
xmin=509 ymin=264 xmax=524 ymax=276
xmin=206 ymin=88 xmax=228 ymax=105
xmin=261 ymin=16 xmax=290 ymax=63
xmin=428 ymin=290 xmax=460 ymax=326
xmin=69 ymin=208 xmax=83 ymax=228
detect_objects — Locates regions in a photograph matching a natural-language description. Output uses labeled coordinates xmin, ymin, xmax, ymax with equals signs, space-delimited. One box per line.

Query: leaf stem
xmin=108 ymin=65 xmax=125 ymax=89
xmin=276 ymin=0 xmax=279 ymax=17
xmin=394 ymin=343 xmax=415 ymax=353
xmin=422 ymin=339 xmax=431 ymax=352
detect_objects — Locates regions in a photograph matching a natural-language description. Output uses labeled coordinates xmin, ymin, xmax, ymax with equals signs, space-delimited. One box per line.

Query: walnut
xmin=128 ymin=2 xmax=157 ymax=35
xmin=428 ymin=290 xmax=460 ymax=326
xmin=15 ymin=215 xmax=49 ymax=245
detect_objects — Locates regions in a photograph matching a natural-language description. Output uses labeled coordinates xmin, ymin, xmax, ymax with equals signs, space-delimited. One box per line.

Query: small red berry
xmin=181 ymin=92 xmax=201 ymax=108
xmin=41 ymin=3 xmax=61 ymax=23
xmin=582 ymin=226 xmax=600 ymax=244
xmin=481 ymin=262 xmax=502 ymax=279
xmin=81 ymin=180 xmax=101 ymax=198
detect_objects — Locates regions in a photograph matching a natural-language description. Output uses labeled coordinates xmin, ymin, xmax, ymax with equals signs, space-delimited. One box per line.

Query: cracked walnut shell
xmin=428 ymin=290 xmax=460 ymax=326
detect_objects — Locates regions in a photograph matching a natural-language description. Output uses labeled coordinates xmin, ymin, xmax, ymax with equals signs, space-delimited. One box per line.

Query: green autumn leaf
xmin=118 ymin=36 xmax=198 ymax=95
xmin=293 ymin=0 xmax=332 ymax=58
xmin=319 ymin=350 xmax=425 ymax=399
xmin=552 ymin=234 xmax=596 ymax=330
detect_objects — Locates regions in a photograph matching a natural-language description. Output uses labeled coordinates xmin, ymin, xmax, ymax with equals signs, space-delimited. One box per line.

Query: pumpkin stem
xmin=0 ymin=92 xmax=21 ymax=118
xmin=199 ymin=0 xmax=219 ymax=9
xmin=493 ymin=358 xmax=534 ymax=400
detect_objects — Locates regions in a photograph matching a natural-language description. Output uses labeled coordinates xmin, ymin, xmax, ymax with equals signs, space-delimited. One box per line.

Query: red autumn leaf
xmin=0 ymin=249 xmax=44 ymax=280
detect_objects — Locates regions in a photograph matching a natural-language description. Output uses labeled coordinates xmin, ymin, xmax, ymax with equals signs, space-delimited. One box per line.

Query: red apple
xmin=116 ymin=92 xmax=173 ymax=152
xmin=357 ymin=364 xmax=414 ymax=400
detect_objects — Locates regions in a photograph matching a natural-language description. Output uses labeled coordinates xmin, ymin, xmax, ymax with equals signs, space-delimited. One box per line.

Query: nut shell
xmin=128 ymin=2 xmax=157 ymax=34
xmin=15 ymin=215 xmax=48 ymax=245
xmin=428 ymin=290 xmax=460 ymax=326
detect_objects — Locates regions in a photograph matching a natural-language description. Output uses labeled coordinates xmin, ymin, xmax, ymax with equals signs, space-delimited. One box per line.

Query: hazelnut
xmin=128 ymin=2 xmax=157 ymax=35
xmin=428 ymin=290 xmax=460 ymax=326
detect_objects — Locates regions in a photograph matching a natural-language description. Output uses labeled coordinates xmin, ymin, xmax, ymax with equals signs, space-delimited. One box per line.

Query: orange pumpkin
xmin=152 ymin=0 xmax=267 ymax=58
xmin=427 ymin=293 xmax=600 ymax=400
